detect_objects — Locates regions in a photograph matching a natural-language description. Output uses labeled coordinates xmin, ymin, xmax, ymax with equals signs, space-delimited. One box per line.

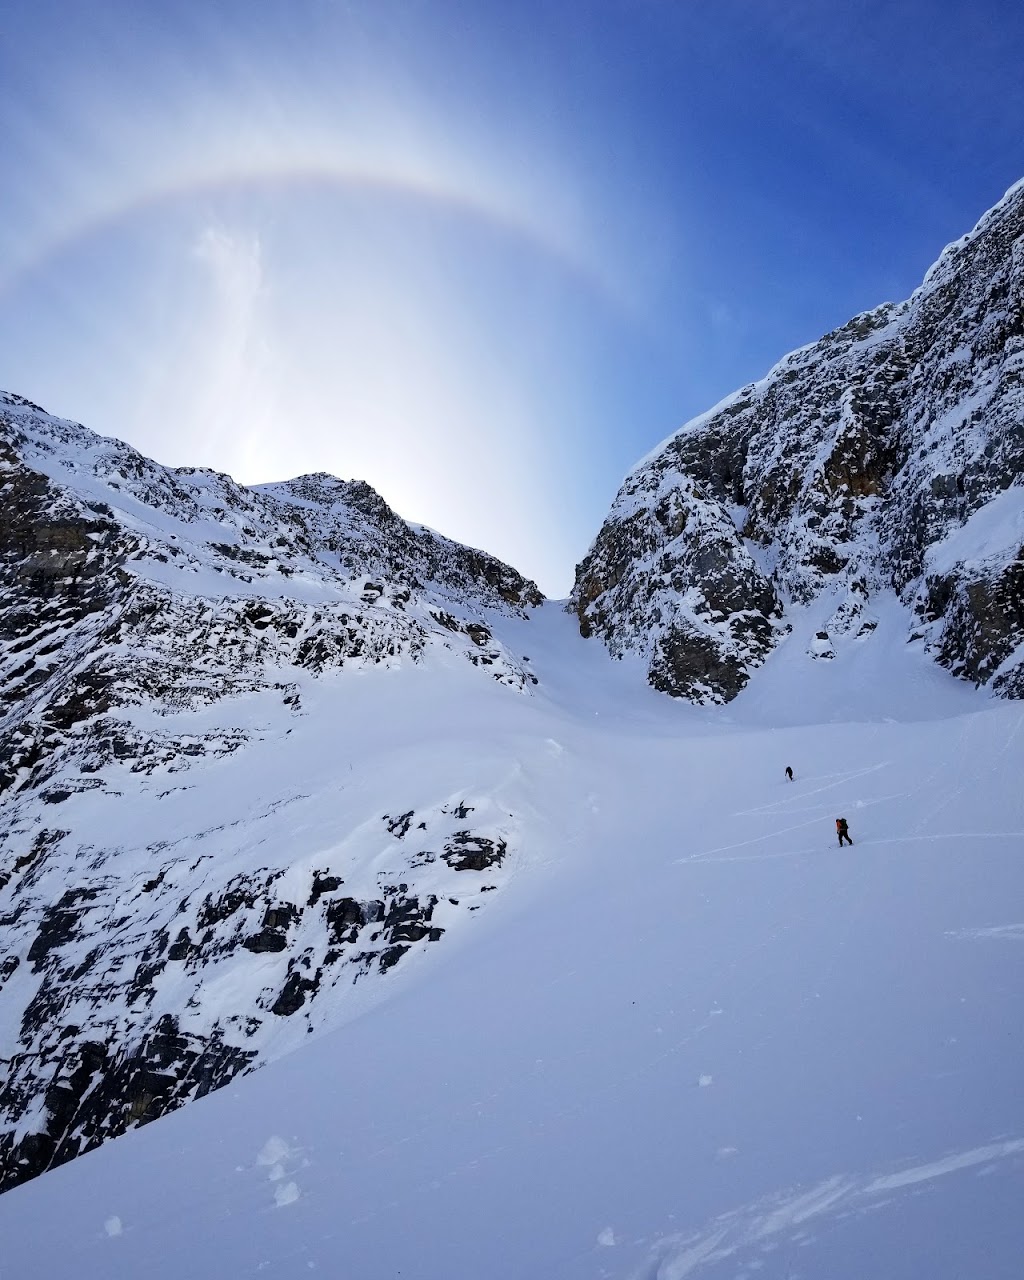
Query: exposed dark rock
xmin=649 ymin=626 xmax=752 ymax=702
xmin=325 ymin=896 xmax=366 ymax=946
xmin=271 ymin=963 xmax=321 ymax=1017
xmin=384 ymin=893 xmax=443 ymax=943
xmin=307 ymin=872 xmax=343 ymax=907
xmin=167 ymin=928 xmax=193 ymax=961
xmin=1 ymin=805 xmax=511 ymax=1192
xmin=27 ymin=887 xmax=101 ymax=968
xmin=0 ymin=1017 xmax=256 ymax=1194
xmin=573 ymin=474 xmax=785 ymax=703
xmin=442 ymin=833 xmax=507 ymax=872
xmin=242 ymin=929 xmax=289 ymax=954
xmin=378 ymin=944 xmax=410 ymax=972
xmin=385 ymin=811 xmax=414 ymax=839
xmin=926 ymin=557 xmax=1024 ymax=685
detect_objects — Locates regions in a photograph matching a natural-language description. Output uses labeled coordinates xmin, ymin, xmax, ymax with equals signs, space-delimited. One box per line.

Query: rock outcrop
xmin=573 ymin=181 xmax=1024 ymax=701
xmin=0 ymin=795 xmax=511 ymax=1193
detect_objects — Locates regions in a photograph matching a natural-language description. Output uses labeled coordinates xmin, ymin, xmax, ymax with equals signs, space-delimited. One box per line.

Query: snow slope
xmin=1 ymin=601 xmax=1021 ymax=1280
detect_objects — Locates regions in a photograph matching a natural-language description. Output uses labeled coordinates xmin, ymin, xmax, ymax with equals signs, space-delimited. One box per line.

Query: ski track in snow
xmin=633 ymin=1138 xmax=1024 ymax=1280
xmin=730 ymin=762 xmax=892 ymax=815
xmin=946 ymin=923 xmax=1024 ymax=942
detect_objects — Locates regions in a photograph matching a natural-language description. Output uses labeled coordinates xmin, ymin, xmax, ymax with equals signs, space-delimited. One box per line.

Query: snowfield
xmin=0 ymin=598 xmax=1021 ymax=1279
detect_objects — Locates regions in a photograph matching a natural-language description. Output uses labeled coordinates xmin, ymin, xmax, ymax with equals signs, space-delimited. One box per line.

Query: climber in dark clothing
xmin=836 ymin=817 xmax=853 ymax=847
xmin=785 ymin=766 xmax=794 ymax=781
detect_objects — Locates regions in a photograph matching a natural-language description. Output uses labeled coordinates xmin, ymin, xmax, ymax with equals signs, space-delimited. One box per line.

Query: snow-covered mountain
xmin=0 ymin=392 xmax=541 ymax=1191
xmin=0 ymin=181 xmax=1022 ymax=1280
xmin=572 ymin=180 xmax=1024 ymax=703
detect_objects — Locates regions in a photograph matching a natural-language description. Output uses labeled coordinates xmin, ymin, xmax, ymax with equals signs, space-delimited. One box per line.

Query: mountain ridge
xmin=571 ymin=179 xmax=1024 ymax=702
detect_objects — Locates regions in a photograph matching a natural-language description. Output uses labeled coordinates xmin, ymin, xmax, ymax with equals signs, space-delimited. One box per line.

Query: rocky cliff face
xmin=573 ymin=181 xmax=1024 ymax=702
xmin=0 ymin=393 xmax=541 ymax=1192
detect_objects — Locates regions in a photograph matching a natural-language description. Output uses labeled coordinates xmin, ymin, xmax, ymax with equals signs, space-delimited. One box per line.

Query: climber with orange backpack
xmin=836 ymin=817 xmax=853 ymax=847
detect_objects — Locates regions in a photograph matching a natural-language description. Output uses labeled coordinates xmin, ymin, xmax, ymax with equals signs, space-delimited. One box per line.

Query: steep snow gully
xmin=1 ymin=603 xmax=1023 ymax=1280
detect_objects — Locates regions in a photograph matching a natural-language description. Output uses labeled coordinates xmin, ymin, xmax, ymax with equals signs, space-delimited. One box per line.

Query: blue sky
xmin=2 ymin=0 xmax=1023 ymax=594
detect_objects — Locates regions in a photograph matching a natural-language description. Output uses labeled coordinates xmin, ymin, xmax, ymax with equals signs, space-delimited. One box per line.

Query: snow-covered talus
xmin=0 ymin=392 xmax=542 ymax=1192
xmin=572 ymin=179 xmax=1024 ymax=702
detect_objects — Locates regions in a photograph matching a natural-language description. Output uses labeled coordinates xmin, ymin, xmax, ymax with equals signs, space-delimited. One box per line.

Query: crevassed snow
xmin=0 ymin=603 xmax=1021 ymax=1280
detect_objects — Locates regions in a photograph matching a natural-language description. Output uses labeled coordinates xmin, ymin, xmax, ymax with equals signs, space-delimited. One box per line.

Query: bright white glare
xmin=110 ymin=198 xmax=575 ymax=592
xmin=0 ymin=40 xmax=657 ymax=596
